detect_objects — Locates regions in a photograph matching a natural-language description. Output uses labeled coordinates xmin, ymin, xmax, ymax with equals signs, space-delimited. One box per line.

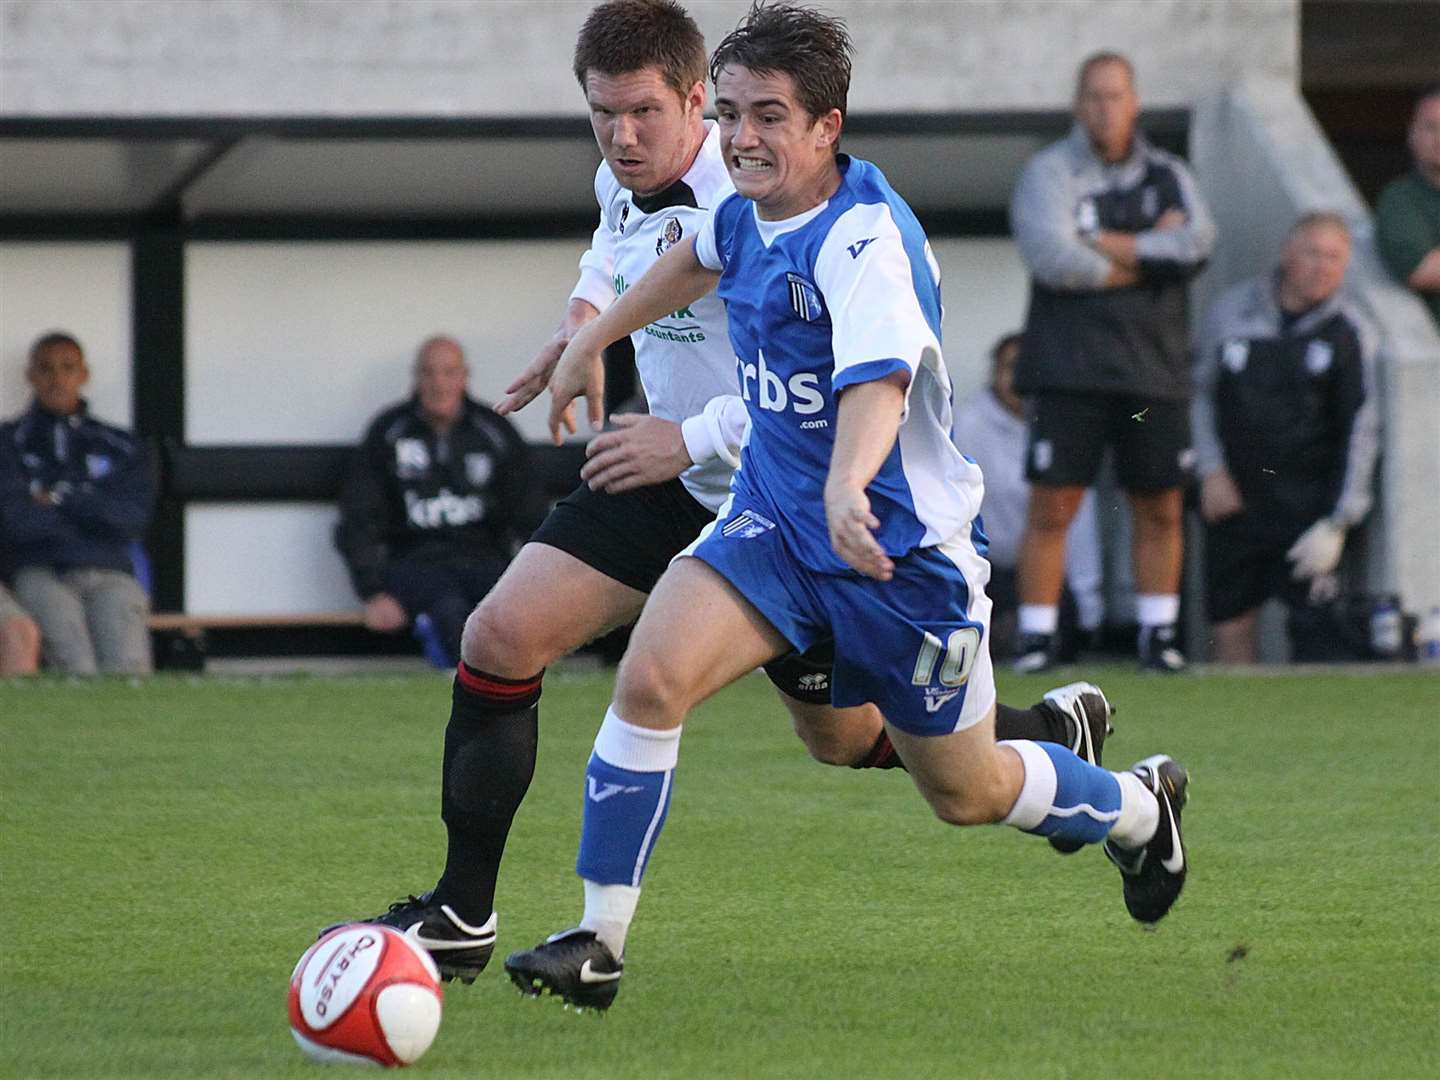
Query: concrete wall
xmin=1 ymin=0 xmax=1298 ymax=116
xmin=1191 ymin=77 xmax=1440 ymax=646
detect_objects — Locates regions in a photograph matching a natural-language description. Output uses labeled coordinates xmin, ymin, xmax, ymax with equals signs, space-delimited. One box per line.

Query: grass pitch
xmin=2 ymin=666 xmax=1437 ymax=1079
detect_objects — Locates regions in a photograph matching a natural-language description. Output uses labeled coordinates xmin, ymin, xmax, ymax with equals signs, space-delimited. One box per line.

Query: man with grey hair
xmin=334 ymin=335 xmax=530 ymax=663
xmin=1192 ymin=211 xmax=1380 ymax=663
xmin=1009 ymin=51 xmax=1215 ymax=674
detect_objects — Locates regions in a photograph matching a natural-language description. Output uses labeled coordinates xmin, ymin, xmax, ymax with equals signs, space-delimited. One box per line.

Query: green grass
xmin=2 ymin=667 xmax=1438 ymax=1079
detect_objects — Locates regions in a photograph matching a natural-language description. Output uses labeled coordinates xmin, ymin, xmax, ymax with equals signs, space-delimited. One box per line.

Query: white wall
xmin=177 ymin=235 xmax=1028 ymax=614
xmin=185 ymin=239 xmax=589 ymax=445
xmin=0 ymin=242 xmax=132 ymax=423
xmin=2 ymin=0 xmax=1298 ymax=116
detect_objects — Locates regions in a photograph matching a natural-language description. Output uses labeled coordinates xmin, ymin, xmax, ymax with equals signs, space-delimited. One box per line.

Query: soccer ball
xmin=288 ymin=924 xmax=443 ymax=1067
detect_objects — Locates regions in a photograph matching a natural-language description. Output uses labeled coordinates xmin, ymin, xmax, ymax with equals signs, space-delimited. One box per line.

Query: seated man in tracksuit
xmin=0 ymin=331 xmax=156 ymax=674
xmin=334 ymin=335 xmax=532 ymax=664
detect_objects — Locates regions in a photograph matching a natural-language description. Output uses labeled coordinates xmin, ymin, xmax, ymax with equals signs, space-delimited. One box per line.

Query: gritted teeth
xmin=735 ymin=156 xmax=771 ymax=171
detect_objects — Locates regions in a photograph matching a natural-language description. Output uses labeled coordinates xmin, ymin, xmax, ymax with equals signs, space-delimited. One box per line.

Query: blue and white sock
xmin=999 ymin=739 xmax=1135 ymax=847
xmin=575 ymin=707 xmax=681 ymax=956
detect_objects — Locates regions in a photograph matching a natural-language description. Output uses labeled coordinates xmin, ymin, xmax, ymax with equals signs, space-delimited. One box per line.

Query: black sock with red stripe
xmin=851 ymin=729 xmax=907 ymax=770
xmin=850 ymin=702 xmax=1068 ymax=770
xmin=431 ymin=662 xmax=543 ymax=925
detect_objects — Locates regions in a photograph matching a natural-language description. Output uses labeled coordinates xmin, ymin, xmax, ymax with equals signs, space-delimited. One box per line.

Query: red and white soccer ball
xmin=288 ymin=924 xmax=443 ymax=1067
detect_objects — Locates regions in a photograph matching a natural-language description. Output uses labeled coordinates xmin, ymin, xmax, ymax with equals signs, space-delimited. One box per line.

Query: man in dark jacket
xmin=1 ymin=332 xmax=156 ymax=674
xmin=1009 ymin=51 xmax=1215 ymax=673
xmin=335 ymin=336 xmax=530 ymax=663
xmin=1192 ymin=212 xmax=1379 ymax=662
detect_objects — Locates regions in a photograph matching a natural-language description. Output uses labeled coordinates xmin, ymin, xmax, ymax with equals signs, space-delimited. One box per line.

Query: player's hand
xmin=824 ymin=481 xmax=893 ymax=581
xmin=547 ymin=324 xmax=608 ymax=445
xmin=496 ymin=338 xmax=564 ymax=416
xmin=1287 ymin=518 xmax=1345 ymax=580
xmin=363 ymin=593 xmax=408 ymax=633
xmin=497 ymin=300 xmax=600 ymax=416
xmin=1199 ymin=468 xmax=1244 ymax=523
xmin=582 ymin=415 xmax=692 ymax=494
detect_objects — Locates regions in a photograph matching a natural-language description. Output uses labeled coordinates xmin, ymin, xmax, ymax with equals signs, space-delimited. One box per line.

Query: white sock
xmin=1018 ymin=603 xmax=1059 ymax=636
xmin=1107 ymin=771 xmax=1159 ymax=849
xmin=580 ymin=880 xmax=641 ymax=959
xmin=1135 ymin=593 xmax=1179 ymax=628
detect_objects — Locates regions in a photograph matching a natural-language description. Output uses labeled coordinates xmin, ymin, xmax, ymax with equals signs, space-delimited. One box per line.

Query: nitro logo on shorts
xmin=1031 ymin=439 xmax=1053 ymax=473
xmin=721 ymin=509 xmax=777 ymax=539
xmin=655 ymin=216 xmax=683 ymax=256
xmin=1305 ymin=340 xmax=1334 ymax=375
xmin=786 ymin=273 xmax=824 ymax=322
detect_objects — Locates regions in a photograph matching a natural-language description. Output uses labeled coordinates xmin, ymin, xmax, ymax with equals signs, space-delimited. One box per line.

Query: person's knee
xmin=461 ymin=595 xmax=552 ymax=676
xmin=789 ymin=702 xmax=880 ymax=766
xmin=1027 ymin=488 xmax=1083 ymax=533
xmin=928 ymin=782 xmax=1012 ymax=827
xmin=614 ymin=649 xmax=691 ymax=726
xmin=1131 ymin=490 xmax=1183 ymax=532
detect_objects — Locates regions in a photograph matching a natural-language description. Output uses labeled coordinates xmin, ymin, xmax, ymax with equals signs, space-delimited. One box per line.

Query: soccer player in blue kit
xmin=506 ymin=2 xmax=1194 ymax=1011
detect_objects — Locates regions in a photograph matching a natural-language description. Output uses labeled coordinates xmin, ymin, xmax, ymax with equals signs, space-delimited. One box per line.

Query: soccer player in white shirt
xmin=506 ymin=2 xmax=1193 ymax=1011
xmin=327 ymin=0 xmax=1114 ymax=986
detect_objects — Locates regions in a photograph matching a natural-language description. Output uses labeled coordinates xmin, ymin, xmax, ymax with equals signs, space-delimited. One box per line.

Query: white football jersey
xmin=569 ymin=122 xmax=739 ymax=511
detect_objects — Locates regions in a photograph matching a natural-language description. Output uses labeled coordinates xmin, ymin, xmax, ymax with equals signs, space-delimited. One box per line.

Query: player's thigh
xmin=764 ymin=639 xmax=882 ymax=764
xmin=616 ymin=555 xmax=792 ymax=724
xmin=464 ymin=541 xmax=646 ymax=675
xmin=1024 ymin=392 xmax=1110 ymax=488
xmin=1113 ymin=396 xmax=1191 ymax=492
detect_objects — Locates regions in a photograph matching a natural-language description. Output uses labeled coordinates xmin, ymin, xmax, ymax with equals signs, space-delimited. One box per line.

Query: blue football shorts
xmin=682 ymin=493 xmax=997 ymax=737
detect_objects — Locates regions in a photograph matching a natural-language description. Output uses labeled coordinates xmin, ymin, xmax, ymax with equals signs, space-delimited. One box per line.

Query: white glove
xmin=1286 ymin=519 xmax=1346 ymax=580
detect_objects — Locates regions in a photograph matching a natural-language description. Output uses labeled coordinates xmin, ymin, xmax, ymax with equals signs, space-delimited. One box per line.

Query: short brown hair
xmin=572 ymin=0 xmax=707 ymax=98
xmin=1075 ymin=51 xmax=1135 ymax=96
xmin=28 ymin=331 xmax=83 ymax=366
xmin=710 ymin=2 xmax=853 ymax=126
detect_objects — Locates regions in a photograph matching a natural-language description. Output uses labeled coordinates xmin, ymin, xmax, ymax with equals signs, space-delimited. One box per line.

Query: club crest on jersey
xmin=464 ymin=452 xmax=493 ymax=486
xmin=786 ymin=272 xmax=823 ymax=322
xmin=721 ymin=509 xmax=777 ymax=540
xmin=1305 ymin=339 xmax=1334 ymax=375
xmin=655 ymin=216 xmax=683 ymax=256
xmin=1222 ymin=339 xmax=1249 ymax=374
xmin=395 ymin=438 xmax=429 ymax=477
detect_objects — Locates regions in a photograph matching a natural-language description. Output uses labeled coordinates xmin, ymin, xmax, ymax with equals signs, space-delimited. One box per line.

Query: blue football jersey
xmin=695 ymin=155 xmax=984 ymax=574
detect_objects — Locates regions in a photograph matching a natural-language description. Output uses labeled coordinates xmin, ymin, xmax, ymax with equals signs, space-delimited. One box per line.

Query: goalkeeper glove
xmin=1287 ymin=518 xmax=1345 ymax=580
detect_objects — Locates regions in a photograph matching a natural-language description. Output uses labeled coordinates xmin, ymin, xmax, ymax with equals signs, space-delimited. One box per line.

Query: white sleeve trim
xmin=694 ymin=208 xmax=723 ymax=271
xmin=813 ymin=201 xmax=941 ymax=393
xmin=680 ymin=395 xmax=746 ymax=469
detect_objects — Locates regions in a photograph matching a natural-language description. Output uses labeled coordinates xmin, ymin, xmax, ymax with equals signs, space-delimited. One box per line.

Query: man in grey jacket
xmin=1009 ymin=51 xmax=1215 ymax=673
xmin=1192 ymin=212 xmax=1379 ymax=663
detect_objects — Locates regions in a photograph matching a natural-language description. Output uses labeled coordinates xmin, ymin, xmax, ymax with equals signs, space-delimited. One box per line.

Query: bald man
xmin=334 ymin=337 xmax=531 ymax=663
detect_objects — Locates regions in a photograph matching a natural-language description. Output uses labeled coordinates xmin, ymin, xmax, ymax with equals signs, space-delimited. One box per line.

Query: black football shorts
xmin=530 ymin=477 xmax=835 ymax=704
xmin=1024 ymin=392 xmax=1191 ymax=491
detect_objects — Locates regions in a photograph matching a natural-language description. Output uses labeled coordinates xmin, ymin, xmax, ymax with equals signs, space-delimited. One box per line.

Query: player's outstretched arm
xmin=547 ymin=237 xmax=719 ymax=442
xmin=823 ymin=373 xmax=909 ymax=581
xmin=496 ymin=298 xmax=601 ymax=416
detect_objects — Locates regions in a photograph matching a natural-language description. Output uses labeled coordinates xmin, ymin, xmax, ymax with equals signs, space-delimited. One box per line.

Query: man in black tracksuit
xmin=1009 ymin=51 xmax=1216 ymax=673
xmin=1192 ymin=212 xmax=1380 ymax=663
xmin=335 ymin=336 xmax=532 ymax=664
